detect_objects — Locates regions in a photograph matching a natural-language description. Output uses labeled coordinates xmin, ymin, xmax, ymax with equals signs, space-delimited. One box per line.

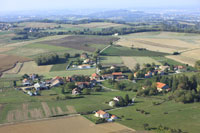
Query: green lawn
xmin=101 ymin=46 xmax=168 ymax=56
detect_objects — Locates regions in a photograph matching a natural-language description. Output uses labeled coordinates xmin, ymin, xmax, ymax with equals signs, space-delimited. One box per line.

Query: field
xmin=19 ymin=61 xmax=53 ymax=74
xmin=117 ymin=32 xmax=200 ymax=53
xmin=43 ymin=69 xmax=96 ymax=78
xmin=0 ymin=31 xmax=18 ymax=46
xmin=41 ymin=35 xmax=119 ymax=52
xmin=116 ymin=32 xmax=200 ymax=65
xmin=4 ymin=43 xmax=84 ymax=57
xmin=100 ymin=56 xmax=123 ymax=66
xmin=108 ymin=96 xmax=200 ymax=133
xmin=17 ymin=22 xmax=59 ymax=28
xmin=0 ymin=115 xmax=135 ymax=133
xmin=0 ymin=54 xmax=31 ymax=75
xmin=121 ymin=56 xmax=161 ymax=70
xmin=3 ymin=63 xmax=23 ymax=74
xmin=46 ymin=22 xmax=130 ymax=32
xmin=102 ymin=45 xmax=168 ymax=56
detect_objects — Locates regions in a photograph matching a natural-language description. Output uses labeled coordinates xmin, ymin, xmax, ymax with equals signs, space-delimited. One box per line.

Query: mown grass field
xmin=101 ymin=45 xmax=168 ymax=56
xmin=121 ymin=56 xmax=162 ymax=70
xmin=43 ymin=69 xmax=96 ymax=78
xmin=117 ymin=32 xmax=200 ymax=53
xmin=100 ymin=56 xmax=123 ymax=65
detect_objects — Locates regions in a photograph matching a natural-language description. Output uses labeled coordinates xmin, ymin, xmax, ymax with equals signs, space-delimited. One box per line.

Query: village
xmin=17 ymin=52 xmax=189 ymax=123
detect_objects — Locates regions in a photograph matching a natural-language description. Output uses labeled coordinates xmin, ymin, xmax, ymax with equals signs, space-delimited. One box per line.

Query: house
xmin=83 ymin=59 xmax=90 ymax=64
xmin=159 ymin=66 xmax=170 ymax=71
xmin=80 ymin=53 xmax=88 ymax=59
xmin=134 ymin=72 xmax=138 ymax=78
xmin=78 ymin=64 xmax=91 ymax=69
xmin=102 ymin=74 xmax=113 ymax=80
xmin=27 ymin=91 xmax=33 ymax=96
xmin=109 ymin=101 xmax=117 ymax=107
xmin=29 ymin=74 xmax=37 ymax=81
xmin=110 ymin=65 xmax=117 ymax=70
xmin=158 ymin=70 xmax=165 ymax=76
xmin=91 ymin=73 xmax=100 ymax=80
xmin=113 ymin=96 xmax=122 ymax=102
xmin=174 ymin=66 xmax=186 ymax=73
xmin=111 ymin=115 xmax=118 ymax=120
xmin=109 ymin=96 xmax=122 ymax=107
xmin=156 ymin=82 xmax=170 ymax=92
xmin=72 ymin=88 xmax=81 ymax=95
xmin=113 ymin=33 xmax=119 ymax=36
xmin=76 ymin=82 xmax=91 ymax=89
xmin=112 ymin=72 xmax=126 ymax=80
xmin=90 ymin=79 xmax=97 ymax=86
xmin=22 ymin=79 xmax=31 ymax=86
xmin=34 ymin=82 xmax=48 ymax=90
xmin=66 ymin=76 xmax=75 ymax=82
xmin=50 ymin=76 xmax=64 ymax=87
xmin=145 ymin=71 xmax=153 ymax=78
xmin=95 ymin=110 xmax=110 ymax=118
xmin=145 ymin=74 xmax=151 ymax=78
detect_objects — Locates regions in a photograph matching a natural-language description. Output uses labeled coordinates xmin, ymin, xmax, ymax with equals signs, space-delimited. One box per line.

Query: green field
xmin=108 ymin=96 xmax=200 ymax=133
xmin=100 ymin=56 xmax=123 ymax=65
xmin=43 ymin=69 xmax=96 ymax=78
xmin=4 ymin=43 xmax=85 ymax=57
xmin=101 ymin=46 xmax=168 ymax=56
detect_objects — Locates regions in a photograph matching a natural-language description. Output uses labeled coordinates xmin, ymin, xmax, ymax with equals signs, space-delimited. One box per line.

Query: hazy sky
xmin=0 ymin=0 xmax=200 ymax=12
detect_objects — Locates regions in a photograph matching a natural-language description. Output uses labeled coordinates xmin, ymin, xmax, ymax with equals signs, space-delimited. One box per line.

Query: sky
xmin=0 ymin=0 xmax=200 ymax=12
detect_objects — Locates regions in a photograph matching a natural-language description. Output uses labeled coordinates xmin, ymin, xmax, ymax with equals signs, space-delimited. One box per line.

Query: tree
xmin=74 ymin=53 xmax=80 ymax=57
xmin=128 ymin=73 xmax=134 ymax=80
xmin=65 ymin=82 xmax=76 ymax=90
xmin=82 ymin=88 xmax=90 ymax=95
xmin=64 ymin=53 xmax=70 ymax=59
xmin=195 ymin=60 xmax=200 ymax=71
xmin=13 ymin=81 xmax=17 ymax=87
xmin=134 ymin=63 xmax=140 ymax=71
xmin=124 ymin=94 xmax=130 ymax=105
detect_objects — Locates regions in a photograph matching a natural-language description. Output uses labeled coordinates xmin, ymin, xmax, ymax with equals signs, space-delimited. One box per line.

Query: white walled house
xmin=95 ymin=110 xmax=110 ymax=118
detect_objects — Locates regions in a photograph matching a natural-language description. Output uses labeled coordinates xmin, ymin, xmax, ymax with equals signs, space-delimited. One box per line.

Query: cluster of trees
xmin=137 ymin=81 xmax=158 ymax=96
xmin=143 ymin=124 xmax=184 ymax=133
xmin=35 ymin=53 xmax=59 ymax=65
xmin=110 ymin=94 xmax=132 ymax=107
xmin=195 ymin=60 xmax=200 ymax=71
xmin=161 ymin=21 xmax=200 ymax=34
xmin=106 ymin=79 xmax=137 ymax=91
xmin=145 ymin=74 xmax=200 ymax=103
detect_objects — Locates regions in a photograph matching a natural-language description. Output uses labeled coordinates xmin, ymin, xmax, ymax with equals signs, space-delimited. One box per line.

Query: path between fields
xmin=179 ymin=47 xmax=200 ymax=53
xmin=99 ymin=84 xmax=119 ymax=92
xmin=99 ymin=45 xmax=111 ymax=54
